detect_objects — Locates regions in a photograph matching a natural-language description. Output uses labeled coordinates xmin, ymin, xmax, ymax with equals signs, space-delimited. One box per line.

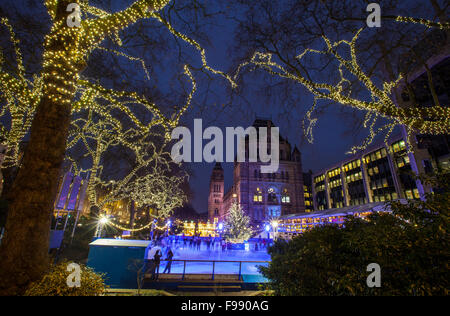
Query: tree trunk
xmin=129 ymin=200 xmax=136 ymax=237
xmin=0 ymin=94 xmax=71 ymax=295
xmin=0 ymin=1 xmax=82 ymax=293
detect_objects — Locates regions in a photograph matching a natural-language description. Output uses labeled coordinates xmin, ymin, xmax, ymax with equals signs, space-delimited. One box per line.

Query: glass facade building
xmin=311 ymin=136 xmax=428 ymax=211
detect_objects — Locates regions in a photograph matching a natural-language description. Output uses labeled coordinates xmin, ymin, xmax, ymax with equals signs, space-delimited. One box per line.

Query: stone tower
xmin=208 ymin=162 xmax=224 ymax=222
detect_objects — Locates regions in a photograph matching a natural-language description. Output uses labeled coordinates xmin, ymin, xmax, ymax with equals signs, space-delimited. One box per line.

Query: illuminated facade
xmin=182 ymin=220 xmax=218 ymax=237
xmin=208 ymin=119 xmax=306 ymax=226
xmin=277 ymin=202 xmax=390 ymax=240
xmin=312 ymin=136 xmax=425 ymax=211
xmin=396 ymin=34 xmax=450 ymax=175
xmin=303 ymin=171 xmax=314 ymax=212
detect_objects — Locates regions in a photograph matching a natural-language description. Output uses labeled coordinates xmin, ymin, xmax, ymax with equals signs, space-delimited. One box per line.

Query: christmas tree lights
xmin=223 ymin=203 xmax=253 ymax=243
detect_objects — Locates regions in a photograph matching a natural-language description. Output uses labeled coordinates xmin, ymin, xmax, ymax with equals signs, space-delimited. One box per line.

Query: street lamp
xmin=95 ymin=215 xmax=109 ymax=238
xmin=150 ymin=219 xmax=157 ymax=240
xmin=166 ymin=219 xmax=172 ymax=236
xmin=218 ymin=222 xmax=223 ymax=239
xmin=270 ymin=220 xmax=279 ymax=240
xmin=265 ymin=224 xmax=270 ymax=240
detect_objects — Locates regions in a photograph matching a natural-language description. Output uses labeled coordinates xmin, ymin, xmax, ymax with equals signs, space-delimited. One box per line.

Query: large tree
xmin=0 ymin=0 xmax=234 ymax=295
xmin=230 ymin=0 xmax=449 ymax=152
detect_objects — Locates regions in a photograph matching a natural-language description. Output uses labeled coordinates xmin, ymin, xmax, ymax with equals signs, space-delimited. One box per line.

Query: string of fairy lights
xmin=233 ymin=18 xmax=449 ymax=155
xmin=1 ymin=2 xmax=449 ymax=232
xmin=0 ymin=0 xmax=233 ymax=233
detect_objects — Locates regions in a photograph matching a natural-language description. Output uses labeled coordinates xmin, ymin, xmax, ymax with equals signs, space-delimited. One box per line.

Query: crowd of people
xmin=143 ymin=234 xmax=272 ymax=280
xmin=166 ymin=234 xmax=272 ymax=252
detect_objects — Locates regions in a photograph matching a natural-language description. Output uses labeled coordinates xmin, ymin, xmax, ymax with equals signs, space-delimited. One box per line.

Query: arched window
xmin=214 ymin=208 xmax=219 ymax=216
xmin=282 ymin=188 xmax=290 ymax=204
xmin=267 ymin=188 xmax=277 ymax=203
xmin=253 ymin=187 xmax=263 ymax=203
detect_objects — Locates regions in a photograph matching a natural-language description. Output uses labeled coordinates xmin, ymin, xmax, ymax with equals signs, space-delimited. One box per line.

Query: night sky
xmin=1 ymin=0 xmax=436 ymax=215
xmin=177 ymin=3 xmax=387 ymax=214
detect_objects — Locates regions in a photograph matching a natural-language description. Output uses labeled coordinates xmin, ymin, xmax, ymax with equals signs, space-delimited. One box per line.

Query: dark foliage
xmin=261 ymin=173 xmax=449 ymax=295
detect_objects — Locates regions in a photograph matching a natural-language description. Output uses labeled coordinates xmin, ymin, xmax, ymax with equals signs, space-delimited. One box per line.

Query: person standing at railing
xmin=151 ymin=250 xmax=162 ymax=280
xmin=163 ymin=248 xmax=174 ymax=274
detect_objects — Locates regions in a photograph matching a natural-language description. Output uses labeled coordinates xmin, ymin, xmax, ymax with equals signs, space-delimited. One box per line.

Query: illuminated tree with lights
xmin=231 ymin=0 xmax=449 ymax=154
xmin=0 ymin=0 xmax=235 ymax=295
xmin=234 ymin=20 xmax=449 ymax=154
xmin=223 ymin=202 xmax=253 ymax=243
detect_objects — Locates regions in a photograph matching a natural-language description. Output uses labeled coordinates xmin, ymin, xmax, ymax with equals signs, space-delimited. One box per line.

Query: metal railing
xmin=152 ymin=259 xmax=270 ymax=281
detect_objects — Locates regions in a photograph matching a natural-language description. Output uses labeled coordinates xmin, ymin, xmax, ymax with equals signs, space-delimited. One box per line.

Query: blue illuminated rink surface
xmin=160 ymin=242 xmax=271 ymax=282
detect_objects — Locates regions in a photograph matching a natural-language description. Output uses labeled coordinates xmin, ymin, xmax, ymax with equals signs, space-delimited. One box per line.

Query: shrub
xmin=261 ymin=173 xmax=449 ymax=296
xmin=25 ymin=261 xmax=107 ymax=296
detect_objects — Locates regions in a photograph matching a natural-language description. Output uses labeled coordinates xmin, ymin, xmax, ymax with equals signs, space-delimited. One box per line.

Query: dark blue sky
xmin=172 ymin=0 xmax=440 ymax=214
xmin=2 ymin=0 xmax=434 ymax=214
xmin=179 ymin=8 xmax=379 ymax=214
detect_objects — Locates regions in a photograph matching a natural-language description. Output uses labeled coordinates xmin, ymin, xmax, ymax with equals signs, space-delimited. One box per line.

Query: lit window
xmin=253 ymin=188 xmax=263 ymax=203
xmin=405 ymin=190 xmax=413 ymax=199
xmin=282 ymin=189 xmax=290 ymax=204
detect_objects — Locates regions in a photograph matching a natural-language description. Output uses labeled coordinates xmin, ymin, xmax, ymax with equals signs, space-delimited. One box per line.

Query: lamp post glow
xmin=99 ymin=217 xmax=109 ymax=225
xmin=150 ymin=219 xmax=157 ymax=240
xmin=95 ymin=216 xmax=109 ymax=238
xmin=167 ymin=220 xmax=172 ymax=236
xmin=218 ymin=222 xmax=223 ymax=239
xmin=270 ymin=220 xmax=279 ymax=240
xmin=265 ymin=224 xmax=270 ymax=240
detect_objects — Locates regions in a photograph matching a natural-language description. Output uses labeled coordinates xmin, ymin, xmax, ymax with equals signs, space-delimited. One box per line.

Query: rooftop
xmin=277 ymin=201 xmax=406 ymax=221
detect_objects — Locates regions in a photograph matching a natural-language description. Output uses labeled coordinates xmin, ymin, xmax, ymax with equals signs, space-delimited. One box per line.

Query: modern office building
xmin=276 ymin=30 xmax=449 ymax=239
xmin=302 ymin=171 xmax=314 ymax=212
xmin=312 ymin=135 xmax=424 ymax=211
xmin=395 ymin=29 xmax=450 ymax=175
xmin=277 ymin=202 xmax=391 ymax=240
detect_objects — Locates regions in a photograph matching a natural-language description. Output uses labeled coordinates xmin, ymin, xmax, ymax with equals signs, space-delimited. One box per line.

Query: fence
xmin=147 ymin=259 xmax=270 ymax=281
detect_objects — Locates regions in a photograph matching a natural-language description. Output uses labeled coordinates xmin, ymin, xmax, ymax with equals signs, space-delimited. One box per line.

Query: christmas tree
xmin=223 ymin=202 xmax=253 ymax=243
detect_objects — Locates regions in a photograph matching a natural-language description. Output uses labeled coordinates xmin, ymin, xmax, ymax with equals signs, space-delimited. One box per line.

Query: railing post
xmin=238 ymin=261 xmax=242 ymax=281
xmin=182 ymin=260 xmax=186 ymax=280
xmin=212 ymin=261 xmax=215 ymax=281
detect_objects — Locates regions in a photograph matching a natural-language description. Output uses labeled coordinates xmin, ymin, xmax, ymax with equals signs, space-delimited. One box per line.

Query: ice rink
xmin=157 ymin=241 xmax=271 ymax=276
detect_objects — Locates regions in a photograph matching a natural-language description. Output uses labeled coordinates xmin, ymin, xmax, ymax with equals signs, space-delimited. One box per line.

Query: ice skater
xmin=163 ymin=248 xmax=174 ymax=274
xmin=196 ymin=237 xmax=201 ymax=251
xmin=152 ymin=250 xmax=162 ymax=280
